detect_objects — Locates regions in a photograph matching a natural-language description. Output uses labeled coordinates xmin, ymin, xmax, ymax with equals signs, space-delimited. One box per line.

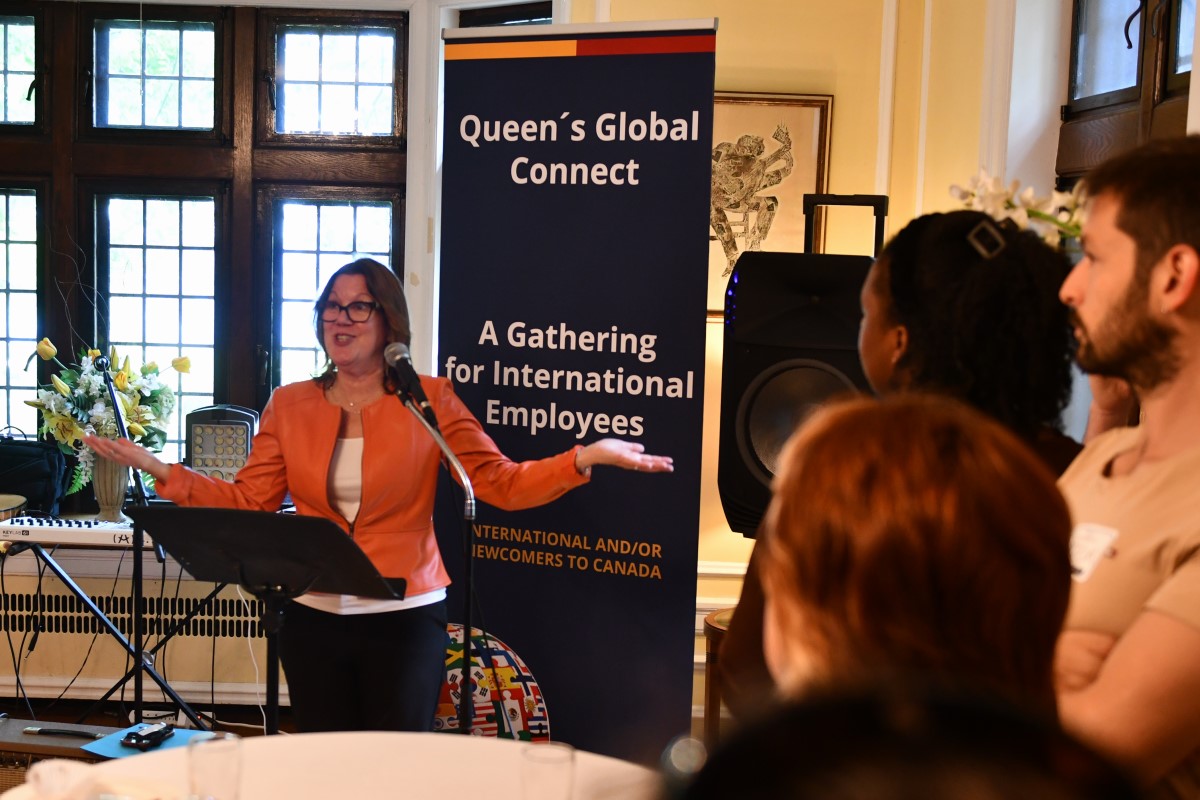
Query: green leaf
xmin=138 ymin=427 xmax=167 ymax=452
xmin=66 ymin=464 xmax=88 ymax=495
xmin=68 ymin=394 xmax=92 ymax=422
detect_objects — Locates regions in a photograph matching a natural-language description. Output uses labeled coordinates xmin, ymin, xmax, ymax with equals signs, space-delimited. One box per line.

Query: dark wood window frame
xmin=254 ymin=9 xmax=408 ymax=150
xmin=78 ymin=177 xmax=232 ymax=396
xmin=0 ymin=4 xmax=48 ymax=136
xmin=1058 ymin=0 xmax=1192 ymax=183
xmin=0 ymin=1 xmax=409 ymax=439
xmin=78 ymin=4 xmax=233 ymax=147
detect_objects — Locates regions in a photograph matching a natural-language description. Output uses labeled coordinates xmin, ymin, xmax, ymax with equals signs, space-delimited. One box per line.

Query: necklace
xmin=329 ymin=382 xmax=382 ymax=412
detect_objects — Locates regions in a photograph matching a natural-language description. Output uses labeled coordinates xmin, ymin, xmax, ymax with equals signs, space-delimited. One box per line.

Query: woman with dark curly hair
xmin=719 ymin=210 xmax=1083 ymax=722
xmin=859 ymin=210 xmax=1079 ymax=470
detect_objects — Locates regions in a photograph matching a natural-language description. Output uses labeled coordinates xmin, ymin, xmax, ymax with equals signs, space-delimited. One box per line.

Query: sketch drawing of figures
xmin=710 ymin=122 xmax=795 ymax=276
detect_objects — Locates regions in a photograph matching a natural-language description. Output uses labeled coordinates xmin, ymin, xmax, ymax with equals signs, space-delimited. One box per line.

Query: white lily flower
xmin=951 ymin=168 xmax=1083 ymax=248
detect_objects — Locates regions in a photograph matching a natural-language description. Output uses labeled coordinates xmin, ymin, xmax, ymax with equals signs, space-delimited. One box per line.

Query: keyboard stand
xmin=19 ymin=543 xmax=207 ymax=729
xmin=77 ymin=580 xmax=227 ymax=727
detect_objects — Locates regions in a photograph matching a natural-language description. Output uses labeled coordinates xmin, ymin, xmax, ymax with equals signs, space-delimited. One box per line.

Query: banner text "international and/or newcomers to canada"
xmin=472 ymin=523 xmax=664 ymax=580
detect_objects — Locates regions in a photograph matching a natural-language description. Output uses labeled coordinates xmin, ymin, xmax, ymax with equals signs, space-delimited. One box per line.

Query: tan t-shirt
xmin=1060 ymin=426 xmax=1200 ymax=799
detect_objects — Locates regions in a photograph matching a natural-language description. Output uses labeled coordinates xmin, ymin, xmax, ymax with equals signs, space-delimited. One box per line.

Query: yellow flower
xmin=23 ymin=399 xmax=44 ymax=410
xmin=109 ymin=345 xmax=118 ymax=362
xmin=171 ymin=356 xmax=191 ymax=374
xmin=51 ymin=374 xmax=72 ymax=397
xmin=128 ymin=422 xmax=147 ymax=437
xmin=87 ymin=349 xmax=101 ymax=360
xmin=45 ymin=412 xmax=84 ymax=446
xmin=114 ymin=370 xmax=129 ymax=391
xmin=36 ymin=338 xmax=57 ymax=360
xmin=121 ymin=356 xmax=130 ymax=375
xmin=141 ymin=362 xmax=158 ymax=376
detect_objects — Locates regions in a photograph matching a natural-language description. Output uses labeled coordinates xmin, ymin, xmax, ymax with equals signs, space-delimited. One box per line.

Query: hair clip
xmin=967 ymin=219 xmax=1007 ymax=259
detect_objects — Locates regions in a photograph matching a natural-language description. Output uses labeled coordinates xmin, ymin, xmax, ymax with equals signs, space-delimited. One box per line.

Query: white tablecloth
xmin=4 ymin=731 xmax=660 ymax=800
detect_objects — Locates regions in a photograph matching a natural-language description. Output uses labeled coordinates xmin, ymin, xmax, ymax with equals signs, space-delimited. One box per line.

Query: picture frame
xmin=708 ymin=92 xmax=833 ymax=315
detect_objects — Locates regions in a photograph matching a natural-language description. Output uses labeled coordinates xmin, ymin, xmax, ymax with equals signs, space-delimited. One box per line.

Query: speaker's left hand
xmin=575 ymin=439 xmax=674 ymax=475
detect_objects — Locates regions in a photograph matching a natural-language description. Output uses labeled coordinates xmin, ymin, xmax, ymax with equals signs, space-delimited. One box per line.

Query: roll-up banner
xmin=435 ymin=21 xmax=716 ymax=762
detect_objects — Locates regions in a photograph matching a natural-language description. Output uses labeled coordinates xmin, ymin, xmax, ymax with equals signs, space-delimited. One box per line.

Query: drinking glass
xmin=521 ymin=741 xmax=575 ymax=800
xmin=187 ymin=731 xmax=241 ymax=800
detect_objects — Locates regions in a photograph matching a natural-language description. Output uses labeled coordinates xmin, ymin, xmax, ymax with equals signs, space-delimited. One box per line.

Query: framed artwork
xmin=708 ymin=91 xmax=833 ymax=315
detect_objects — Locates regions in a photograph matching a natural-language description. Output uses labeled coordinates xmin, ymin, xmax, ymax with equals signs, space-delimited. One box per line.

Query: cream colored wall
xmin=594 ymin=0 xmax=886 ymax=258
xmin=572 ymin=1 xmax=997 ymax=587
xmin=919 ymin=1 xmax=988 ymax=214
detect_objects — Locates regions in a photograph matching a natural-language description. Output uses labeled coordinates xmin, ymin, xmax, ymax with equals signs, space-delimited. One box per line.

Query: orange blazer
xmin=156 ymin=377 xmax=588 ymax=595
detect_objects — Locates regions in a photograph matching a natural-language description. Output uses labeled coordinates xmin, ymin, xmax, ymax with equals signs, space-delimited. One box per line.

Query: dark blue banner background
xmin=435 ymin=27 xmax=715 ymax=762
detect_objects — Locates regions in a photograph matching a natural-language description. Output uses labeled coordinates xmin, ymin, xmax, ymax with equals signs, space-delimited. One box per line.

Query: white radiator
xmin=0 ymin=560 xmax=275 ymax=706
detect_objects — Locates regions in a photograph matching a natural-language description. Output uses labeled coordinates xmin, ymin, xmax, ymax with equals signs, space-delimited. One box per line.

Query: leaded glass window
xmin=99 ymin=195 xmax=216 ymax=463
xmin=1 ymin=16 xmax=35 ymax=124
xmin=0 ymin=189 xmax=38 ymax=431
xmin=276 ymin=200 xmax=392 ymax=386
xmin=275 ymin=25 xmax=395 ymax=135
xmin=93 ymin=19 xmax=215 ymax=130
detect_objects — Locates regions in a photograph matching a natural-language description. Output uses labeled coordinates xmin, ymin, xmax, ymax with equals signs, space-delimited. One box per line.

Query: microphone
xmin=384 ymin=343 xmax=438 ymax=429
xmin=93 ymin=356 xmax=111 ymax=371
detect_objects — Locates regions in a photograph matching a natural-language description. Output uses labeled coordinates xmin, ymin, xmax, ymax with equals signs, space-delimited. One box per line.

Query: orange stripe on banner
xmin=576 ymin=34 xmax=716 ymax=56
xmin=444 ymin=40 xmax=578 ymax=60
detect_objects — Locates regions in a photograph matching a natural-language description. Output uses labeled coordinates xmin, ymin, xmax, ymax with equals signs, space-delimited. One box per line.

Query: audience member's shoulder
xmin=1063 ymin=426 xmax=1143 ymax=476
xmin=672 ymin=683 xmax=1140 ymax=800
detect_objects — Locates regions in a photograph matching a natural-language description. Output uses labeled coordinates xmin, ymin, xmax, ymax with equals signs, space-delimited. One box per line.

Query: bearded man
xmin=1056 ymin=136 xmax=1200 ymax=800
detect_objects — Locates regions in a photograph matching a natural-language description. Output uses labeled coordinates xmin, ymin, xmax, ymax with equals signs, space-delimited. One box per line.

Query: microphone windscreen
xmin=383 ymin=342 xmax=410 ymax=367
xmin=93 ymin=356 xmax=111 ymax=371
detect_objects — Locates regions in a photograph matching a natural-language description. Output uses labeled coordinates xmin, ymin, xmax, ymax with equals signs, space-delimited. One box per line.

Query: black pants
xmin=278 ymin=599 xmax=448 ymax=732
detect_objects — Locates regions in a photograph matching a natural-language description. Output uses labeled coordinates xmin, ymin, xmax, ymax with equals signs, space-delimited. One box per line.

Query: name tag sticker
xmin=1069 ymin=523 xmax=1119 ymax=583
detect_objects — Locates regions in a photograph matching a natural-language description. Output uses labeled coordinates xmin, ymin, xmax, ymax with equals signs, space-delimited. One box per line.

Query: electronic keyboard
xmin=0 ymin=516 xmax=143 ymax=549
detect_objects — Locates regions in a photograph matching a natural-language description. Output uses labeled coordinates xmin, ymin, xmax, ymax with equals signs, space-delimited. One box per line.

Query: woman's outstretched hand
xmin=83 ymin=434 xmax=171 ymax=484
xmin=575 ymin=438 xmax=673 ymax=475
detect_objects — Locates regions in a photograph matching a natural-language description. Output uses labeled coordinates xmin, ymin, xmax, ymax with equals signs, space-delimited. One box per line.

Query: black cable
xmin=46 ymin=543 xmax=126 ymax=719
xmin=442 ymin=471 xmax=515 ymax=739
xmin=467 ymin=587 xmax=516 ymax=740
xmin=158 ymin=561 xmax=186 ymax=716
xmin=1 ymin=554 xmax=36 ymax=720
xmin=210 ymin=592 xmax=218 ymax=725
xmin=115 ymin=548 xmax=131 ymax=720
xmin=151 ymin=556 xmax=169 ymax=708
xmin=22 ymin=549 xmax=52 ymax=716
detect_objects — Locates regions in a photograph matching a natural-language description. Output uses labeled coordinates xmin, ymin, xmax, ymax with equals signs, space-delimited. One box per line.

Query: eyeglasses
xmin=320 ymin=300 xmax=380 ymax=323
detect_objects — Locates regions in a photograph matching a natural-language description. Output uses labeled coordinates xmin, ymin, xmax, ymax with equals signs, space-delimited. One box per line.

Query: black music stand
xmin=127 ymin=507 xmax=405 ymax=735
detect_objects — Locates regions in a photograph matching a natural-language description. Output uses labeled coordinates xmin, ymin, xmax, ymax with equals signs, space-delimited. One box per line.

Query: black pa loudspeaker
xmin=718 ymin=251 xmax=874 ymax=536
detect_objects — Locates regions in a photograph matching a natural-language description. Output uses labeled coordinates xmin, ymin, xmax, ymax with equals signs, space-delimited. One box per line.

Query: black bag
xmin=0 ymin=427 xmax=69 ymax=516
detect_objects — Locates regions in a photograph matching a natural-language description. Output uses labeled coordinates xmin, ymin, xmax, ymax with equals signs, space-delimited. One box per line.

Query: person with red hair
xmin=755 ymin=394 xmax=1073 ymax=713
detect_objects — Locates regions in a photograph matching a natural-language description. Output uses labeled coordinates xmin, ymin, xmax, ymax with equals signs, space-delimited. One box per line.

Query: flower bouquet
xmin=25 ymin=338 xmax=189 ymax=493
xmin=951 ymin=169 xmax=1085 ymax=248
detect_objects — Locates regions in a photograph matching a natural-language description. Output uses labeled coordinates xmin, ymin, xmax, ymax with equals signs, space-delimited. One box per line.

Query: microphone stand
xmin=395 ymin=393 xmax=478 ymax=734
xmin=95 ymin=359 xmax=192 ymax=726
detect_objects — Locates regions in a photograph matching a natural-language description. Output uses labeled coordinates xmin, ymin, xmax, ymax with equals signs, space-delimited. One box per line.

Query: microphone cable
xmin=438 ymin=470 xmax=516 ymax=740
